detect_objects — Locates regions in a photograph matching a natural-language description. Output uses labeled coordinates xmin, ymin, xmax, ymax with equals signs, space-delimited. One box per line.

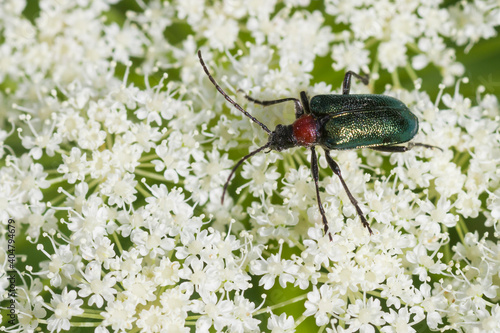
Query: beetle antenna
xmin=198 ymin=50 xmax=271 ymax=134
xmin=222 ymin=142 xmax=271 ymax=204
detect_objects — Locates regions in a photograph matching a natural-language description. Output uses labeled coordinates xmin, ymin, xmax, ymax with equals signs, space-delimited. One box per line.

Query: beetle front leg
xmin=310 ymin=147 xmax=333 ymax=241
xmin=299 ymin=91 xmax=310 ymax=116
xmin=239 ymin=90 xmax=305 ymax=119
xmin=342 ymin=71 xmax=369 ymax=95
xmin=325 ymin=150 xmax=373 ymax=234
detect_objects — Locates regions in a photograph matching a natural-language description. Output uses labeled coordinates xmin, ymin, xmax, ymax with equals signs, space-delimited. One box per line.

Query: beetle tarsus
xmin=408 ymin=142 xmax=443 ymax=152
xmin=371 ymin=142 xmax=443 ymax=153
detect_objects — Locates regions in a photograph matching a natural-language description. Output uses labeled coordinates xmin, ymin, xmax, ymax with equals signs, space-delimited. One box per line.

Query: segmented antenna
xmin=221 ymin=142 xmax=271 ymax=204
xmin=198 ymin=50 xmax=271 ymax=134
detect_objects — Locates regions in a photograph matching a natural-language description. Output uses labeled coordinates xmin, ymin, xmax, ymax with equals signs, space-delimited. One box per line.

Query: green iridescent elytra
xmin=310 ymin=94 xmax=419 ymax=150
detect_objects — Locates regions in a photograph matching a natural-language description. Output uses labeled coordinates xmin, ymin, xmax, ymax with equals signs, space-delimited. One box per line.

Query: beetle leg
xmin=325 ymin=150 xmax=373 ymax=234
xmin=370 ymin=143 xmax=443 ymax=153
xmin=239 ymin=90 xmax=305 ymax=119
xmin=407 ymin=142 xmax=443 ymax=151
xmin=342 ymin=71 xmax=370 ymax=95
xmin=310 ymin=147 xmax=333 ymax=241
xmin=370 ymin=145 xmax=409 ymax=153
xmin=299 ymin=91 xmax=310 ymax=116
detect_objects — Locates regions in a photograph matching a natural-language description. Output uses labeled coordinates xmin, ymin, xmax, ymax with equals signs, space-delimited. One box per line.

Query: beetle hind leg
xmin=370 ymin=143 xmax=443 ymax=153
xmin=325 ymin=150 xmax=373 ymax=234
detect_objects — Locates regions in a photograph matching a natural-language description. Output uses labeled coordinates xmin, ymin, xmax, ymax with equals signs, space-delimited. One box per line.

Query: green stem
xmin=405 ymin=63 xmax=419 ymax=84
xmin=253 ymin=294 xmax=307 ymax=315
xmin=134 ymin=168 xmax=169 ymax=182
xmin=391 ymin=70 xmax=401 ymax=89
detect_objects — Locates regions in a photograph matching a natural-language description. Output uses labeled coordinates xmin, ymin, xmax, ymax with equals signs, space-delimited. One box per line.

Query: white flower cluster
xmin=326 ymin=0 xmax=500 ymax=84
xmin=0 ymin=0 xmax=499 ymax=332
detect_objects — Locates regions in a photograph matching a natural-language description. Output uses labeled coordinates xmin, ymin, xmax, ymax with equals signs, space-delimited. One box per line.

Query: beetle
xmin=198 ymin=50 xmax=440 ymax=241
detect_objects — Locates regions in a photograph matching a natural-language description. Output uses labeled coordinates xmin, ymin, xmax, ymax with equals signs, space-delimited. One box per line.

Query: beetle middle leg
xmin=310 ymin=147 xmax=333 ymax=241
xmin=325 ymin=150 xmax=373 ymax=234
xmin=370 ymin=143 xmax=442 ymax=153
xmin=342 ymin=71 xmax=369 ymax=95
xmin=239 ymin=90 xmax=305 ymax=119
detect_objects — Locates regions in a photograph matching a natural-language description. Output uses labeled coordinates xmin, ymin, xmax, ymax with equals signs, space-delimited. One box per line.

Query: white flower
xmin=121 ymin=273 xmax=157 ymax=306
xmin=46 ymin=288 xmax=84 ymax=333
xmin=104 ymin=22 xmax=146 ymax=63
xmin=80 ymin=236 xmax=116 ymax=263
xmin=419 ymin=283 xmax=446 ymax=329
xmin=67 ymin=194 xmax=109 ymax=244
xmin=345 ymin=298 xmax=386 ymax=333
xmin=7 ymin=155 xmax=50 ymax=204
xmin=136 ymin=305 xmax=165 ymax=333
xmin=268 ymin=312 xmax=296 ymax=333
xmin=378 ymin=41 xmax=408 ymax=73
xmin=76 ymin=120 xmax=107 ymax=150
xmin=2 ymin=1 xmax=500 ymax=332
xmin=55 ymin=109 xmax=85 ymax=141
xmin=152 ymin=132 xmax=191 ymax=183
xmin=449 ymin=1 xmax=500 ymax=49
xmin=77 ymin=261 xmax=117 ymax=307
xmin=153 ymin=257 xmax=181 ymax=286
xmin=304 ymin=284 xmax=345 ymax=326
xmin=26 ymin=202 xmax=57 ymax=241
xmin=57 ymin=147 xmax=88 ymax=183
xmin=183 ymin=257 xmax=223 ymax=294
xmin=202 ymin=10 xmax=239 ymax=51
xmin=332 ymin=40 xmax=370 ymax=74
xmin=250 ymin=242 xmax=299 ymax=290
xmin=108 ymin=248 xmax=143 ymax=280
xmin=176 ymin=0 xmax=205 ymax=25
xmin=38 ymin=243 xmax=76 ymax=288
xmin=186 ymin=148 xmax=232 ymax=205
xmin=100 ymin=172 xmax=137 ymax=208
xmin=101 ymin=299 xmax=136 ymax=331
xmin=130 ymin=221 xmax=175 ymax=258
xmin=159 ymin=282 xmax=193 ymax=317
xmin=240 ymin=152 xmax=281 ymax=199
xmin=480 ymin=304 xmax=500 ymax=332
xmin=19 ymin=115 xmax=62 ymax=159
xmin=192 ymin=292 xmax=235 ymax=332
xmin=250 ymin=200 xmax=299 ymax=239
xmin=381 ymin=307 xmax=424 ymax=333
xmin=229 ymin=295 xmax=260 ymax=332
xmin=349 ymin=8 xmax=384 ymax=40
xmin=406 ymin=244 xmax=447 ymax=282
xmin=281 ymin=165 xmax=314 ymax=207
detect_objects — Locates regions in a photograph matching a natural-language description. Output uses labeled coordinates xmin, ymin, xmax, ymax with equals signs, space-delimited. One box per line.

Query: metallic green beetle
xmin=198 ymin=50 xmax=440 ymax=241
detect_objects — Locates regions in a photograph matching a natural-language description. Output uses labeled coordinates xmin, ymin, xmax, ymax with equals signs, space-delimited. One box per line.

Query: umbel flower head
xmin=0 ymin=1 xmax=500 ymax=332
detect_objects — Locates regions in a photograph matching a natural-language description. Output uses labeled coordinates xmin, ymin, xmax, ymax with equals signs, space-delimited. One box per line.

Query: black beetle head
xmin=268 ymin=124 xmax=296 ymax=152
